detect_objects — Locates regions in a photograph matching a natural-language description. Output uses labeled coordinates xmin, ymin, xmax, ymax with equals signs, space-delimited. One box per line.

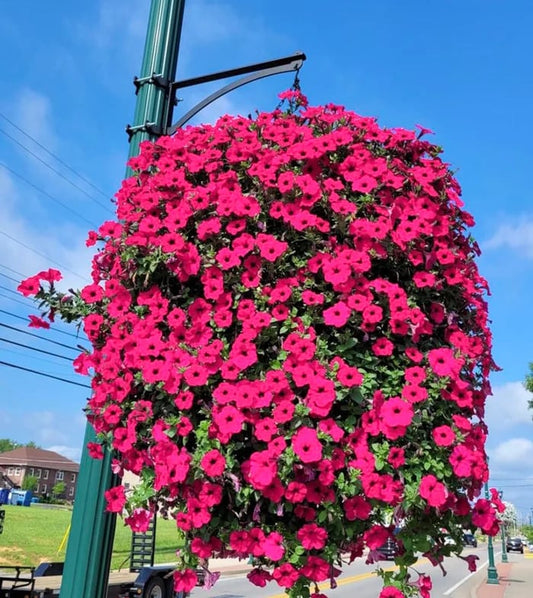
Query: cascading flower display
xmin=20 ymin=89 xmax=503 ymax=598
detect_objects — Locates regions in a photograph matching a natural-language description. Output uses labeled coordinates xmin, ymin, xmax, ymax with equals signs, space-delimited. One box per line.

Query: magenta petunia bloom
xmin=291 ymin=426 xmax=323 ymax=463
xmin=419 ymin=474 xmax=447 ymax=507
xmin=322 ymin=300 xmax=351 ymax=327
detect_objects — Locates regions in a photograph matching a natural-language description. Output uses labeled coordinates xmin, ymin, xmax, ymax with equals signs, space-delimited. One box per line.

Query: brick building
xmin=0 ymin=447 xmax=79 ymax=501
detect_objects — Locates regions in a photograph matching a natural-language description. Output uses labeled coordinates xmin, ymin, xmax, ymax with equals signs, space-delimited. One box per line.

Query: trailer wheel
xmin=142 ymin=575 xmax=167 ymax=598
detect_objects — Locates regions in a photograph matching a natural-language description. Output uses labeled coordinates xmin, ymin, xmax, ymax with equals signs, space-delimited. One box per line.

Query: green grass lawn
xmin=0 ymin=505 xmax=183 ymax=570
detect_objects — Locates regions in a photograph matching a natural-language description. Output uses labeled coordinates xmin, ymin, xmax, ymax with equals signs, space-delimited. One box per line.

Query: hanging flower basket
xmin=20 ymin=90 xmax=503 ymax=598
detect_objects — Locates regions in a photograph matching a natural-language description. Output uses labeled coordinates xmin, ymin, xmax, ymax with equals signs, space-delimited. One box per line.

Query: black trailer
xmin=1 ymin=563 xmax=203 ymax=598
xmin=119 ymin=565 xmax=205 ymax=598
xmin=0 ymin=563 xmax=60 ymax=597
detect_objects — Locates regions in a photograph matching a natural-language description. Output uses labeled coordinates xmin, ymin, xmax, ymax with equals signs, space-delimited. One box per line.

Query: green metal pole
xmin=127 ymin=0 xmax=186 ymax=169
xmin=501 ymin=524 xmax=508 ymax=563
xmin=60 ymin=2 xmax=185 ymax=597
xmin=500 ymin=491 xmax=508 ymax=563
xmin=59 ymin=426 xmax=116 ymax=598
xmin=485 ymin=481 xmax=499 ymax=584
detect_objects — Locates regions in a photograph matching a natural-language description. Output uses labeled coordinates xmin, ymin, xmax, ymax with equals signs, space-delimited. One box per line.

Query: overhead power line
xmin=0 ymin=336 xmax=73 ymax=361
xmin=0 ymin=321 xmax=80 ymax=352
xmin=0 ymin=271 xmax=20 ymax=284
xmin=0 ymin=291 xmax=37 ymax=309
xmin=2 ymin=345 xmax=76 ymax=371
xmin=0 ymin=262 xmax=28 ymax=280
xmin=0 ymin=126 xmax=111 ymax=210
xmin=0 ymin=229 xmax=89 ymax=282
xmin=0 ymin=308 xmax=84 ymax=340
xmin=0 ymin=161 xmax=99 ymax=228
xmin=0 ymin=359 xmax=90 ymax=389
xmin=0 ymin=283 xmax=34 ymax=302
xmin=0 ymin=111 xmax=110 ymax=197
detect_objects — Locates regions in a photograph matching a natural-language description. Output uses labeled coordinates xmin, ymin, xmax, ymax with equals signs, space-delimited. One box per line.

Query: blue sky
xmin=0 ymin=1 xmax=532 ymax=522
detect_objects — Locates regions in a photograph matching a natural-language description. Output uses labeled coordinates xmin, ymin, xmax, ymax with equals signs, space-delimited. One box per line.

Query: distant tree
xmin=501 ymin=500 xmax=518 ymax=527
xmin=0 ymin=439 xmax=21 ymax=453
xmin=22 ymin=475 xmax=38 ymax=492
xmin=52 ymin=481 xmax=66 ymax=499
xmin=0 ymin=439 xmax=40 ymax=453
xmin=525 ymin=363 xmax=533 ymax=415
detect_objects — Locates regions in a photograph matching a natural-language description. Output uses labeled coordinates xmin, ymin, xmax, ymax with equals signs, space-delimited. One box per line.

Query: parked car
xmin=506 ymin=537 xmax=524 ymax=553
xmin=463 ymin=533 xmax=478 ymax=548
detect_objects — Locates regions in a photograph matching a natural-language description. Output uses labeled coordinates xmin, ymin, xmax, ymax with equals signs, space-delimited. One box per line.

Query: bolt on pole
xmin=59 ymin=2 xmax=186 ymax=597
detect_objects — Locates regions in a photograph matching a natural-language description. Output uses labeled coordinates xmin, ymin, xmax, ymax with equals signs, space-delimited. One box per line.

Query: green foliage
xmin=524 ymin=362 xmax=533 ymax=415
xmin=51 ymin=481 xmax=66 ymax=498
xmin=0 ymin=439 xmax=40 ymax=453
xmin=21 ymin=475 xmax=38 ymax=492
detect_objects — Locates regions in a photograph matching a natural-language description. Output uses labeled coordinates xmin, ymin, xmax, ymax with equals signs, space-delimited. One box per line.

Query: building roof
xmin=0 ymin=447 xmax=79 ymax=472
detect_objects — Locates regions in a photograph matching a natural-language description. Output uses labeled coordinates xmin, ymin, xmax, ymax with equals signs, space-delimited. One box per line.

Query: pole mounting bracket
xmin=132 ymin=73 xmax=171 ymax=95
xmin=125 ymin=122 xmax=163 ymax=141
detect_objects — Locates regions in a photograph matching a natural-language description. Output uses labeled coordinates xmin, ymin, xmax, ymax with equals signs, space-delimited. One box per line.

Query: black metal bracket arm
xmin=126 ymin=52 xmax=306 ymax=140
xmin=167 ymin=52 xmax=306 ymax=133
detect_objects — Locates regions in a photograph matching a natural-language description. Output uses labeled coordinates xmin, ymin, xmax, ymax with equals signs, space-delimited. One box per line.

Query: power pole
xmin=59 ymin=2 xmax=186 ymax=596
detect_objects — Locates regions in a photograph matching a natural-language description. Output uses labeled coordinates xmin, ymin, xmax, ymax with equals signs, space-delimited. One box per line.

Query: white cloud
xmin=484 ymin=216 xmax=533 ymax=259
xmin=0 ymin=167 xmax=93 ymax=291
xmin=185 ymin=0 xmax=248 ymax=45
xmin=184 ymin=92 xmax=247 ymax=128
xmin=22 ymin=410 xmax=85 ymax=450
xmin=46 ymin=444 xmax=82 ymax=463
xmin=490 ymin=437 xmax=533 ymax=468
xmin=12 ymin=89 xmax=58 ymax=152
xmin=179 ymin=0 xmax=293 ymax=74
xmin=77 ymin=0 xmax=147 ymax=54
xmin=485 ymin=381 xmax=533 ymax=432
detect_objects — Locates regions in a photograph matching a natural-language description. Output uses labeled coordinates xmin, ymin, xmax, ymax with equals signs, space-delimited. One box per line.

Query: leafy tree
xmin=52 ymin=481 xmax=66 ymax=498
xmin=524 ymin=362 xmax=533 ymax=414
xmin=500 ymin=500 xmax=518 ymax=531
xmin=22 ymin=475 xmax=38 ymax=492
xmin=0 ymin=439 xmax=41 ymax=453
xmin=0 ymin=439 xmax=21 ymax=453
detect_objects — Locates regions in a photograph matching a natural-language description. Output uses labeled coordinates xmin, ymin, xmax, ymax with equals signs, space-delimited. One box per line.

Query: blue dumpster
xmin=10 ymin=489 xmax=33 ymax=506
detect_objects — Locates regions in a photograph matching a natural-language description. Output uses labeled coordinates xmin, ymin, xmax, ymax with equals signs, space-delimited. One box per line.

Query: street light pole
xmin=485 ymin=480 xmax=499 ymax=584
xmin=500 ymin=490 xmax=508 ymax=563
xmin=59 ymin=2 xmax=186 ymax=597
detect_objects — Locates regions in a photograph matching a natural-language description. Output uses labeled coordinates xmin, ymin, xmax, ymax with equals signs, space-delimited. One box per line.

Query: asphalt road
xmin=189 ymin=545 xmax=489 ymax=598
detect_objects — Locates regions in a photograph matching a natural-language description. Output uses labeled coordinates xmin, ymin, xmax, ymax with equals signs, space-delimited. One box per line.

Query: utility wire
xmin=0 ymin=283 xmax=34 ymax=302
xmin=0 ymin=359 xmax=90 ymax=389
xmin=0 ymin=292 xmax=38 ymax=309
xmin=0 ymin=161 xmax=99 ymax=228
xmin=2 ymin=346 xmax=76 ymax=370
xmin=0 ymin=263 xmax=28 ymax=280
xmin=0 ymin=111 xmax=111 ymax=200
xmin=0 ymin=121 xmax=114 ymax=215
xmin=0 ymin=271 xmax=20 ymax=284
xmin=0 ymin=229 xmax=89 ymax=282
xmin=0 ymin=308 xmax=84 ymax=340
xmin=494 ymin=484 xmax=533 ymax=488
xmin=0 ymin=336 xmax=73 ymax=361
xmin=0 ymin=321 xmax=80 ymax=352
